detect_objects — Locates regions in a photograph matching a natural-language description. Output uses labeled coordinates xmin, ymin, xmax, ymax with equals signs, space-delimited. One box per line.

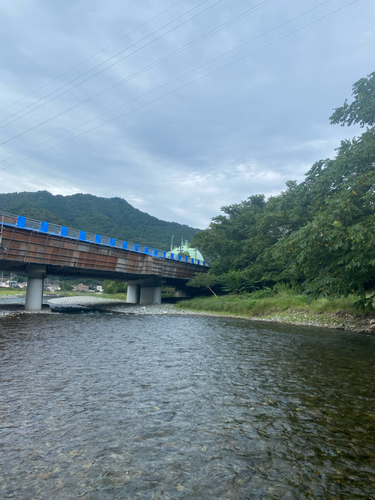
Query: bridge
xmin=0 ymin=212 xmax=207 ymax=311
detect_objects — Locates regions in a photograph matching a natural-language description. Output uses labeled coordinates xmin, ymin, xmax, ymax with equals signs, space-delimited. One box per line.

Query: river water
xmin=1 ymin=311 xmax=374 ymax=499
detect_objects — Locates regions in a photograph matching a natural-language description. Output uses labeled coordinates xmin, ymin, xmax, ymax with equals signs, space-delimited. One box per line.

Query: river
xmin=1 ymin=310 xmax=374 ymax=499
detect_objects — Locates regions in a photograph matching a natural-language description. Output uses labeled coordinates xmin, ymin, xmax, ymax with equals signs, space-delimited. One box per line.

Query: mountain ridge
xmin=0 ymin=191 xmax=200 ymax=251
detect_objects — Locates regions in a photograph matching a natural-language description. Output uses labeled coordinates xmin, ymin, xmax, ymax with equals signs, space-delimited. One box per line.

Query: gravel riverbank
xmin=47 ymin=297 xmax=375 ymax=333
xmin=1 ymin=296 xmax=374 ymax=334
xmin=47 ymin=296 xmax=215 ymax=316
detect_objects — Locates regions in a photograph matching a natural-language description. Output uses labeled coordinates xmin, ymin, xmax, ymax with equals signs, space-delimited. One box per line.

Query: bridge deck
xmin=0 ymin=213 xmax=207 ymax=284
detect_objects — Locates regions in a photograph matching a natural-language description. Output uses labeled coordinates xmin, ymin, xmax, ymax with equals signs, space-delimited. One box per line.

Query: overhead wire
xmin=0 ymin=0 xmax=274 ymax=146
xmin=0 ymin=0 xmax=187 ymax=115
xmin=0 ymin=0 xmax=222 ymax=128
xmin=1 ymin=0 xmax=358 ymax=171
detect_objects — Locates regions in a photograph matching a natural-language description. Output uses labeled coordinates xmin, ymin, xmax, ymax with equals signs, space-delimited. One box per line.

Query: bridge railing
xmin=0 ymin=211 xmax=208 ymax=266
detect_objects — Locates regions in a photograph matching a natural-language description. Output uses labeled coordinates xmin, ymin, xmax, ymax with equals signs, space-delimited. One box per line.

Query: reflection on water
xmin=0 ymin=313 xmax=374 ymax=499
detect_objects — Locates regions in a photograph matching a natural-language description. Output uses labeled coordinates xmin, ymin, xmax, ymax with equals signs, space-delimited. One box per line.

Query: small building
xmin=73 ymin=284 xmax=90 ymax=292
xmin=2 ymin=280 xmax=19 ymax=288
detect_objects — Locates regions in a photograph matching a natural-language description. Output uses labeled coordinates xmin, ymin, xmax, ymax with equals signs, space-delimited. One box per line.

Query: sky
xmin=0 ymin=0 xmax=373 ymax=229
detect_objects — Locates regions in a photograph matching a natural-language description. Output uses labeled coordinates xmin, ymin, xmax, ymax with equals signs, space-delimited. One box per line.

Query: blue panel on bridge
xmin=17 ymin=216 xmax=26 ymax=228
xmin=4 ymin=210 xmax=208 ymax=268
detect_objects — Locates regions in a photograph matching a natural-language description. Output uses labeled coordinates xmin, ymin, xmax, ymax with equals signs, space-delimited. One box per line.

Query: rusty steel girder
xmin=0 ymin=225 xmax=205 ymax=283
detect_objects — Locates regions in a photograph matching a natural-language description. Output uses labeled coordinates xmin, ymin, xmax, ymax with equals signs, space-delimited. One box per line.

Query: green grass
xmin=95 ymin=293 xmax=127 ymax=301
xmin=0 ymin=288 xmax=26 ymax=296
xmin=55 ymin=291 xmax=128 ymax=301
xmin=175 ymin=291 xmax=358 ymax=318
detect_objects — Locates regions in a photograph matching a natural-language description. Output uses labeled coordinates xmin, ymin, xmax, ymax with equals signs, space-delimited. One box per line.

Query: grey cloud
xmin=0 ymin=0 xmax=373 ymax=229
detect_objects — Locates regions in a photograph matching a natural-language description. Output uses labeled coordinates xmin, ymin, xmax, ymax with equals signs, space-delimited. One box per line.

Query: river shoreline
xmin=0 ymin=295 xmax=374 ymax=334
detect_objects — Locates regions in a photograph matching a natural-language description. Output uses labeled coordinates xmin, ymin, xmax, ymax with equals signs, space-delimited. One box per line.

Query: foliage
xmin=61 ymin=282 xmax=73 ymax=291
xmin=219 ymin=270 xmax=250 ymax=294
xmin=175 ymin=287 xmax=358 ymax=319
xmin=330 ymin=71 xmax=375 ymax=127
xmin=186 ymin=272 xmax=219 ymax=296
xmin=177 ymin=251 xmax=190 ymax=258
xmin=103 ymin=280 xmax=127 ymax=294
xmin=0 ymin=191 xmax=200 ymax=251
xmin=191 ymin=72 xmax=375 ymax=310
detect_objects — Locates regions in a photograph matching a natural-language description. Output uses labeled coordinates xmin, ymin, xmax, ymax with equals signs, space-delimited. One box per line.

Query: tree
xmin=191 ymin=71 xmax=375 ymax=308
xmin=270 ymin=73 xmax=375 ymax=309
xmin=219 ymin=270 xmax=250 ymax=294
xmin=186 ymin=273 xmax=219 ymax=296
xmin=103 ymin=280 xmax=127 ymax=294
xmin=330 ymin=71 xmax=375 ymax=127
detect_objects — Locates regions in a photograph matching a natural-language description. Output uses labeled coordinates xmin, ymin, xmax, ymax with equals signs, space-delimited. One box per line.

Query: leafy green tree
xmin=192 ymin=72 xmax=375 ymax=309
xmin=270 ymin=73 xmax=375 ymax=309
xmin=219 ymin=270 xmax=250 ymax=294
xmin=103 ymin=280 xmax=127 ymax=294
xmin=330 ymin=71 xmax=375 ymax=127
xmin=186 ymin=273 xmax=219 ymax=296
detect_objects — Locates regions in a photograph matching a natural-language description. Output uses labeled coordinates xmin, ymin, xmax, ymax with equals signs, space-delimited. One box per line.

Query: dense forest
xmin=0 ymin=191 xmax=199 ymax=251
xmin=191 ymin=72 xmax=375 ymax=310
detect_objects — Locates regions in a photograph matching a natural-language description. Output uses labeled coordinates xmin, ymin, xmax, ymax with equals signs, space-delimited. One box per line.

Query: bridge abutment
xmin=25 ymin=265 xmax=46 ymax=312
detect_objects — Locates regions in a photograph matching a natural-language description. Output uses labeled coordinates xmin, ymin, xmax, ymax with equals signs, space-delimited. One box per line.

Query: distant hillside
xmin=0 ymin=191 xmax=200 ymax=251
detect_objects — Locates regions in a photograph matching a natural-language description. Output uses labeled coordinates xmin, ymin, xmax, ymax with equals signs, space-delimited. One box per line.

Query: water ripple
xmin=0 ymin=313 xmax=374 ymax=499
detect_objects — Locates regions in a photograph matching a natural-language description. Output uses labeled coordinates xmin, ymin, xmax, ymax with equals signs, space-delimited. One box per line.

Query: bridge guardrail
xmin=0 ymin=211 xmax=208 ymax=266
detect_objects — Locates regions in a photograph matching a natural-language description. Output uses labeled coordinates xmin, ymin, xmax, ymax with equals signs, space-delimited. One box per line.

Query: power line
xmin=0 ymin=0 xmax=187 ymax=115
xmin=0 ymin=0 xmax=334 ymax=158
xmin=0 ymin=0 xmax=221 ymax=128
xmin=1 ymin=0 xmax=358 ymax=171
xmin=0 ymin=0 xmax=273 ymax=146
xmin=0 ymin=0 xmax=348 ymax=164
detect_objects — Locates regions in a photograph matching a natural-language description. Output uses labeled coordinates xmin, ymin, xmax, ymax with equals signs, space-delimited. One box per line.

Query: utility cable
xmin=0 ymin=0 xmax=346 ymax=162
xmin=0 ymin=0 xmax=187 ymax=115
xmin=1 ymin=0 xmax=358 ymax=171
xmin=0 ymin=0 xmax=273 ymax=146
xmin=0 ymin=0 xmax=221 ymax=128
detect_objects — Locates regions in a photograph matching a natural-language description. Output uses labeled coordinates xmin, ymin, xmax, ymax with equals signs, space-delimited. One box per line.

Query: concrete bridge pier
xmin=140 ymin=286 xmax=161 ymax=305
xmin=126 ymin=285 xmax=140 ymax=304
xmin=25 ymin=265 xmax=46 ymax=312
xmin=126 ymin=278 xmax=164 ymax=305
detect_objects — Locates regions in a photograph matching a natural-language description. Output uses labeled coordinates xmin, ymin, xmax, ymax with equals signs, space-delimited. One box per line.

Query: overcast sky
xmin=0 ymin=0 xmax=373 ymax=228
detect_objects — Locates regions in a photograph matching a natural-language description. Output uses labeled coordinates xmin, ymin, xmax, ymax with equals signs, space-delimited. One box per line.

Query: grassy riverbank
xmin=175 ymin=291 xmax=375 ymax=333
xmin=0 ymin=288 xmax=26 ymax=297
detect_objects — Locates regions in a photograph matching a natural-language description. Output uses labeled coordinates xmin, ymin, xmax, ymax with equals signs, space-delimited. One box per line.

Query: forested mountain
xmin=0 ymin=191 xmax=199 ymax=251
xmin=192 ymin=71 xmax=375 ymax=309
